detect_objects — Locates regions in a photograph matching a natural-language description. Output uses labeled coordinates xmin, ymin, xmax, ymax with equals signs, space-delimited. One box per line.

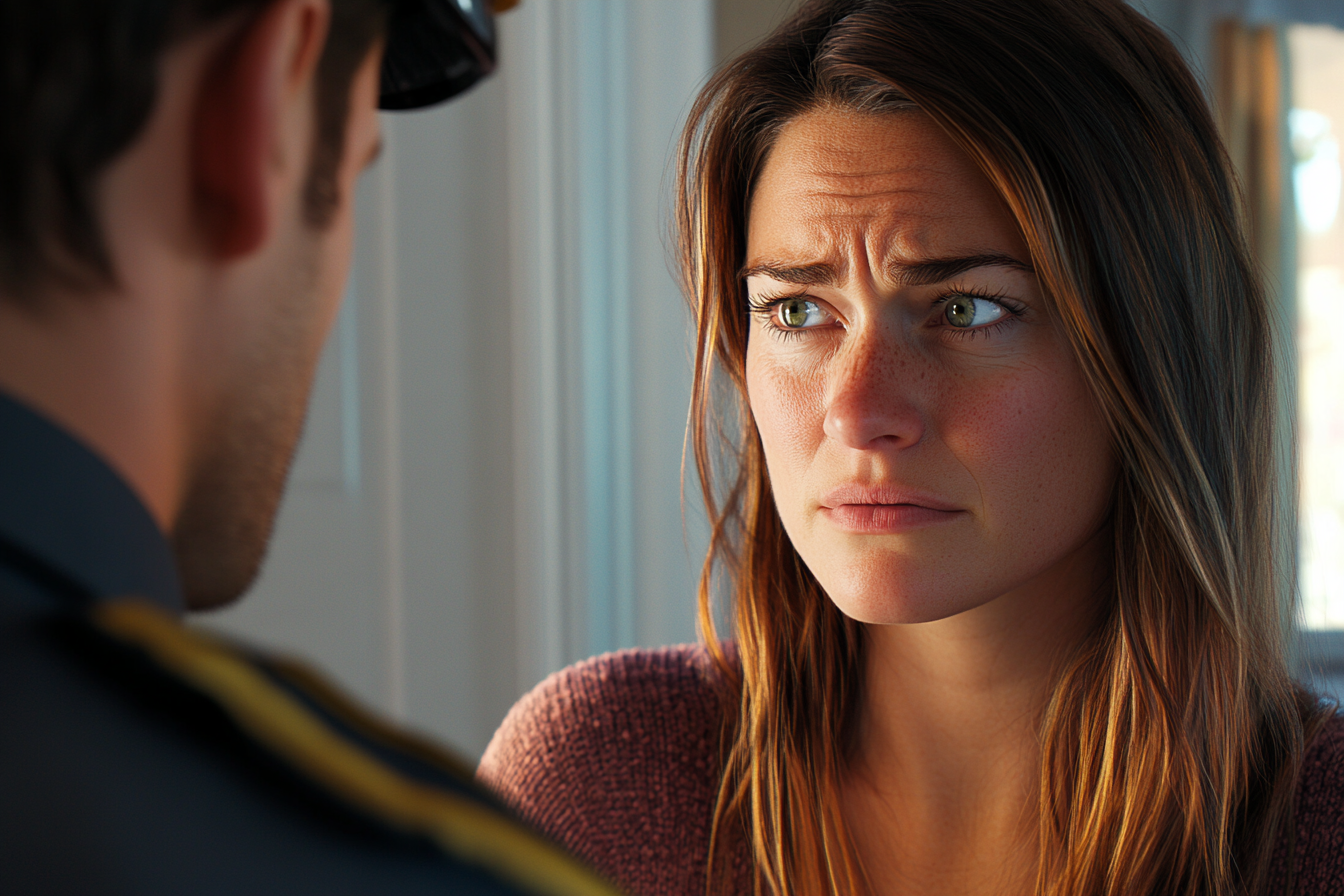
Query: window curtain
xmin=1211 ymin=19 xmax=1288 ymax=288
xmin=1145 ymin=1 xmax=1324 ymax=292
xmin=1209 ymin=0 xmax=1344 ymax=30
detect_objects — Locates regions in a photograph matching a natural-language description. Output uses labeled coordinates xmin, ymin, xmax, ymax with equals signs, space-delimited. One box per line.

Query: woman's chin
xmin=793 ymin=540 xmax=975 ymax=622
xmin=820 ymin=573 xmax=996 ymax=626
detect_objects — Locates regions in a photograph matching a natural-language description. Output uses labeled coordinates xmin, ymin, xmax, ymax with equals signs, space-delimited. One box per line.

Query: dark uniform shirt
xmin=0 ymin=391 xmax=620 ymax=896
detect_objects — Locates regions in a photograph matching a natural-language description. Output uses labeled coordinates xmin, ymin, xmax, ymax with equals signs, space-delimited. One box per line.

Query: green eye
xmin=779 ymin=298 xmax=820 ymax=328
xmin=946 ymin=298 xmax=976 ymax=328
xmin=944 ymin=295 xmax=1007 ymax=329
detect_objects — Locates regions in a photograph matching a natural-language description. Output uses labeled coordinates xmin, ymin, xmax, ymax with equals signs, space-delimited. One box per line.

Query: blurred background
xmin=201 ymin=0 xmax=1344 ymax=760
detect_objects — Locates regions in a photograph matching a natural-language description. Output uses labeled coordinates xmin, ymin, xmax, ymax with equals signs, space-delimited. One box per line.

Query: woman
xmin=478 ymin=0 xmax=1344 ymax=893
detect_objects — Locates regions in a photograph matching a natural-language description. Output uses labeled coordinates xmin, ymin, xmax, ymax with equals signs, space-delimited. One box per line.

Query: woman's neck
xmin=842 ymin=527 xmax=1111 ymax=896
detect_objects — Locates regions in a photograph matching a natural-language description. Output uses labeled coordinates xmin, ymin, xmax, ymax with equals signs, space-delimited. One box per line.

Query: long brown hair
xmin=676 ymin=1 xmax=1330 ymax=893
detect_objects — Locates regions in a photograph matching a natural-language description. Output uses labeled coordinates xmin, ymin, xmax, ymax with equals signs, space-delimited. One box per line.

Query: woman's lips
xmin=818 ymin=486 xmax=964 ymax=534
xmin=820 ymin=503 xmax=963 ymax=533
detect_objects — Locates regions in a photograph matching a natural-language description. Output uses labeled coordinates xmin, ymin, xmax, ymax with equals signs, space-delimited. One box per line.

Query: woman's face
xmin=745 ymin=107 xmax=1116 ymax=625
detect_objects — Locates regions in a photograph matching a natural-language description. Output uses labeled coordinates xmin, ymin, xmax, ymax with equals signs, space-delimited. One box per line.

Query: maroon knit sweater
xmin=477 ymin=645 xmax=1344 ymax=896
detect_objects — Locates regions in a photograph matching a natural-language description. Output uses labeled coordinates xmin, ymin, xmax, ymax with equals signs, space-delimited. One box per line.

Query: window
xmin=1290 ymin=23 xmax=1344 ymax=631
xmin=1288 ymin=21 xmax=1344 ymax=696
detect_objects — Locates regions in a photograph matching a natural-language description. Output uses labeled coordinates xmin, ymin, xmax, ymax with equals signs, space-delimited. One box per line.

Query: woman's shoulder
xmin=477 ymin=643 xmax=740 ymax=896
xmin=1268 ymin=708 xmax=1344 ymax=893
xmin=1288 ymin=709 xmax=1344 ymax=885
xmin=1299 ymin=710 xmax=1344 ymax=800
xmin=478 ymin=643 xmax=734 ymax=788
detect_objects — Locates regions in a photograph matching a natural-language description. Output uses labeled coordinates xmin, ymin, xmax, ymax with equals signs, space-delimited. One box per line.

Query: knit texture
xmin=1270 ymin=710 xmax=1344 ymax=893
xmin=478 ymin=646 xmax=748 ymax=896
xmin=478 ymin=645 xmax=1344 ymax=896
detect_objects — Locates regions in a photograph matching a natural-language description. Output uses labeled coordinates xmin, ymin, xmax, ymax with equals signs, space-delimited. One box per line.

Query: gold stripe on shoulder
xmin=92 ymin=599 xmax=622 ymax=896
xmin=262 ymin=655 xmax=479 ymax=784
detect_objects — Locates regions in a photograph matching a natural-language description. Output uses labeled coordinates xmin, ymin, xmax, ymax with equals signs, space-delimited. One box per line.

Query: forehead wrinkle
xmin=880 ymin=252 xmax=1036 ymax=288
xmin=750 ymin=141 xmax=1025 ymax=292
xmin=742 ymin=215 xmax=857 ymax=286
xmin=770 ymin=143 xmax=952 ymax=187
xmin=739 ymin=259 xmax=845 ymax=286
xmin=799 ymin=150 xmax=960 ymax=182
xmin=806 ymin=187 xmax=949 ymax=210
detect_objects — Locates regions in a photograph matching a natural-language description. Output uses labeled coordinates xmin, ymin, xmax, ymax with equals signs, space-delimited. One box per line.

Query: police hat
xmin=378 ymin=0 xmax=500 ymax=110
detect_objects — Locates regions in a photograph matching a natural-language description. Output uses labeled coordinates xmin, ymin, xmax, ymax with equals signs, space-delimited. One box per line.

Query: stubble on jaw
xmin=171 ymin=242 xmax=326 ymax=612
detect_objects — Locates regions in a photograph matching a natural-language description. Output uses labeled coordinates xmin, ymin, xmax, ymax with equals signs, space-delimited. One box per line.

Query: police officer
xmin=0 ymin=2 xmax=620 ymax=893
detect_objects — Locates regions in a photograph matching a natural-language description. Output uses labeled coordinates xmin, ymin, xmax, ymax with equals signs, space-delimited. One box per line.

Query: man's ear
xmin=192 ymin=0 xmax=331 ymax=260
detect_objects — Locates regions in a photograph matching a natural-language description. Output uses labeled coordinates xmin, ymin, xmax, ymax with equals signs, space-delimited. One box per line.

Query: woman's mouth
xmin=818 ymin=486 xmax=964 ymax=533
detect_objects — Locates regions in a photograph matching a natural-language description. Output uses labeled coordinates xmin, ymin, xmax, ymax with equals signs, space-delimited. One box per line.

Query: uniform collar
xmin=0 ymin=391 xmax=183 ymax=614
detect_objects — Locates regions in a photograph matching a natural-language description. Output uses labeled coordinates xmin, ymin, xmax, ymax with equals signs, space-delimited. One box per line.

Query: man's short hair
xmin=0 ymin=0 xmax=388 ymax=304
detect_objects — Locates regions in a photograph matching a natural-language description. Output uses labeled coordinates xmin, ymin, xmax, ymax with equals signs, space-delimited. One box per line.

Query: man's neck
xmin=0 ymin=290 xmax=188 ymax=532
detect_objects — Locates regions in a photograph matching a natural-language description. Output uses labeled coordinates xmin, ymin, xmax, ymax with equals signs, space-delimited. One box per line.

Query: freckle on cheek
xmin=750 ymin=360 xmax=825 ymax=464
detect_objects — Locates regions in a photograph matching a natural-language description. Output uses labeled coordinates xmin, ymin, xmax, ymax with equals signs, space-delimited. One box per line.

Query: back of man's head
xmin=0 ymin=0 xmax=386 ymax=305
xmin=0 ymin=0 xmax=393 ymax=609
xmin=0 ymin=0 xmax=500 ymax=610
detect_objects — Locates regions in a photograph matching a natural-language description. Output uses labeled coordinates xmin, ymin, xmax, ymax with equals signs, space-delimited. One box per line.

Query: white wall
xmin=502 ymin=0 xmax=717 ymax=693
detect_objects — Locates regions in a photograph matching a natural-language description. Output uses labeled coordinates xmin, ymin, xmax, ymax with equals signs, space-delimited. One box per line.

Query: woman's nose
xmin=821 ymin=339 xmax=924 ymax=450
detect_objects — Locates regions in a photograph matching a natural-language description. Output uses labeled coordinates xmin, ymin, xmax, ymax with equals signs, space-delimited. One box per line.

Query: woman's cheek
xmin=943 ymin=359 xmax=1113 ymax=544
xmin=747 ymin=347 xmax=829 ymax=480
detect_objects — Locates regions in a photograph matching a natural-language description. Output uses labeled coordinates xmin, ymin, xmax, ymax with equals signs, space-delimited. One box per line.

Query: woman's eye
xmin=945 ymin=296 xmax=1007 ymax=329
xmin=776 ymin=298 xmax=827 ymax=329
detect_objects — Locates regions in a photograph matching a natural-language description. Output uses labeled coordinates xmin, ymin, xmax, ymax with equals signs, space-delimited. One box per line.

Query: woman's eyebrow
xmin=885 ymin=252 xmax=1035 ymax=286
xmin=738 ymin=253 xmax=1033 ymax=286
xmin=738 ymin=261 xmax=839 ymax=285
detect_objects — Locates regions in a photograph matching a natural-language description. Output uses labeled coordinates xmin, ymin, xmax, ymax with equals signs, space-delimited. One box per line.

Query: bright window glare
xmin=1291 ymin=109 xmax=1341 ymax=234
xmin=1291 ymin=24 xmax=1344 ymax=629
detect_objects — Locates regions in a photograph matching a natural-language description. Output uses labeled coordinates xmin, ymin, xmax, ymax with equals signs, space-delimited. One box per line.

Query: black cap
xmin=378 ymin=0 xmax=496 ymax=110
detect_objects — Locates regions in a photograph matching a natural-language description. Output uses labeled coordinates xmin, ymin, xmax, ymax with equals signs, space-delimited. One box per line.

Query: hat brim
xmin=378 ymin=0 xmax=497 ymax=111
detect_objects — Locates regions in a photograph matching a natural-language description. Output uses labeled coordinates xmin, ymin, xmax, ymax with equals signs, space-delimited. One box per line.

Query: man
xmin=0 ymin=1 xmax=619 ymax=893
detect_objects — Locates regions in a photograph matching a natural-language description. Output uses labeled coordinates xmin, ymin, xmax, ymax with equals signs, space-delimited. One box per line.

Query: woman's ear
xmin=191 ymin=0 xmax=331 ymax=260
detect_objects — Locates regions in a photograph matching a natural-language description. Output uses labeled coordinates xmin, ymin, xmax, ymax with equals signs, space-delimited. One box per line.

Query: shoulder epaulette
xmin=88 ymin=598 xmax=622 ymax=896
